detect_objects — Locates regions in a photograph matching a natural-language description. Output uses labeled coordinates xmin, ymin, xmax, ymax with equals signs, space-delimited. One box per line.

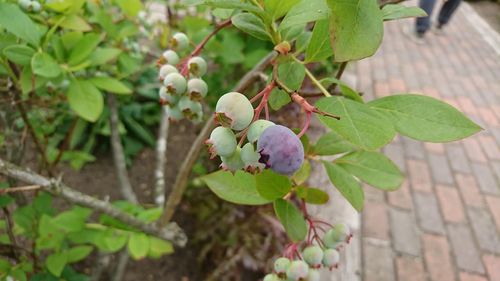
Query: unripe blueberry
xmin=322 ymin=249 xmax=340 ymax=269
xmin=257 ymin=125 xmax=304 ymax=175
xmin=206 ymin=127 xmax=237 ymax=158
xmin=241 ymin=143 xmax=265 ymax=172
xmin=159 ymin=87 xmax=179 ymax=105
xmin=323 ymin=223 xmax=351 ymax=249
xmin=165 ymin=106 xmax=183 ymax=122
xmin=215 ymin=92 xmax=254 ymax=131
xmin=306 ymin=269 xmax=320 ymax=281
xmin=31 ymin=1 xmax=41 ymax=12
xmin=162 ymin=50 xmax=180 ymax=65
xmin=247 ymin=120 xmax=275 ymax=143
xmin=220 ymin=147 xmax=245 ymax=171
xmin=178 ymin=96 xmax=202 ymax=119
xmin=159 ymin=64 xmax=178 ymax=81
xmin=263 ymin=274 xmax=280 ymax=281
xmin=273 ymin=257 xmax=291 ymax=275
xmin=187 ymin=56 xmax=207 ymax=77
xmin=163 ymin=73 xmax=187 ymax=95
xmin=302 ymin=246 xmax=324 ymax=268
xmin=286 ymin=260 xmax=309 ymax=281
xmin=18 ymin=0 xmax=31 ymax=10
xmin=187 ymin=78 xmax=208 ymax=101
xmin=171 ymin=32 xmax=189 ymax=51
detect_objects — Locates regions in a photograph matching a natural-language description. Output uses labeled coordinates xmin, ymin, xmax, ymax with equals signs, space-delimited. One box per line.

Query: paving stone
xmin=455 ymin=174 xmax=485 ymax=207
xmin=407 ymin=159 xmax=433 ymax=193
xmin=395 ymin=255 xmax=426 ymax=281
xmin=389 ymin=208 xmax=421 ymax=256
xmin=403 ymin=138 xmax=426 ymax=160
xmin=482 ymin=255 xmax=500 ymax=281
xmin=467 ymin=207 xmax=500 ymax=254
xmin=471 ymin=163 xmax=500 ymax=195
xmin=387 ymin=180 xmax=413 ymax=210
xmin=363 ymin=241 xmax=395 ymax=281
xmin=447 ymin=224 xmax=485 ymax=274
xmin=428 ymin=154 xmax=454 ymax=185
xmin=363 ymin=201 xmax=389 ymax=241
xmin=436 ymin=185 xmax=466 ymax=223
xmin=414 ymin=192 xmax=446 ymax=235
xmin=446 ymin=144 xmax=471 ymax=173
xmin=485 ymin=196 xmax=500 ymax=233
xmin=422 ymin=234 xmax=456 ymax=281
xmin=384 ymin=142 xmax=406 ymax=172
xmin=459 ymin=272 xmax=488 ymax=281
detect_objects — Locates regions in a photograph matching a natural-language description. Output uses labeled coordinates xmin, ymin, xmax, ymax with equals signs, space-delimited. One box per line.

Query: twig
xmin=1 ymin=207 xmax=19 ymax=260
xmin=0 ymin=185 xmax=40 ymax=194
xmin=108 ymin=95 xmax=138 ymax=204
xmin=111 ymin=251 xmax=129 ymax=281
xmin=158 ymin=51 xmax=278 ymax=227
xmin=329 ymin=62 xmax=348 ymax=92
xmin=154 ymin=109 xmax=170 ymax=206
xmin=90 ymin=253 xmax=111 ymax=281
xmin=51 ymin=118 xmax=78 ymax=169
xmin=0 ymin=157 xmax=187 ymax=246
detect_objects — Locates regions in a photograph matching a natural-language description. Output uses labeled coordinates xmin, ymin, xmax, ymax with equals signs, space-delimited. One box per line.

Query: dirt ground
xmin=468 ymin=0 xmax=500 ymax=31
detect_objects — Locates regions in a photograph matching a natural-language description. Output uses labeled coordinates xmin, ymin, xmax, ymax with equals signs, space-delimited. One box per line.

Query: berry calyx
xmin=247 ymin=120 xmax=275 ymax=143
xmin=322 ymin=249 xmax=340 ymax=270
xmin=162 ymin=50 xmax=180 ymax=65
xmin=187 ymin=78 xmax=208 ymax=101
xmin=241 ymin=143 xmax=265 ymax=173
xmin=205 ymin=127 xmax=237 ymax=158
xmin=187 ymin=56 xmax=207 ymax=77
xmin=163 ymin=73 xmax=187 ymax=95
xmin=171 ymin=32 xmax=189 ymax=51
xmin=215 ymin=92 xmax=254 ymax=131
xmin=302 ymin=245 xmax=324 ymax=268
xmin=286 ymin=260 xmax=309 ymax=281
xmin=159 ymin=87 xmax=179 ymax=106
xmin=257 ymin=125 xmax=304 ymax=175
xmin=220 ymin=147 xmax=245 ymax=171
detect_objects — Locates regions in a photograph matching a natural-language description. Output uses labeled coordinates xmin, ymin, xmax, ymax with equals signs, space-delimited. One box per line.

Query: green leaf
xmin=0 ymin=3 xmax=42 ymax=46
xmin=255 ymin=169 xmax=292 ymax=200
xmin=323 ymin=161 xmax=364 ymax=211
xmin=60 ymin=14 xmax=92 ymax=31
xmin=273 ymin=199 xmax=307 ymax=242
xmin=68 ymin=33 xmax=102 ymax=66
xmin=320 ymin=77 xmax=363 ymax=103
xmin=46 ymin=252 xmax=67 ymax=277
xmin=45 ymin=0 xmax=85 ymax=13
xmin=20 ymin=66 xmax=49 ymax=94
xmin=327 ymin=0 xmax=384 ymax=62
xmin=368 ymin=94 xmax=482 ymax=142
xmin=292 ymin=160 xmax=311 ymax=185
xmin=115 ymin=0 xmax=144 ymax=17
xmin=336 ymin=151 xmax=403 ymax=190
xmin=201 ymin=170 xmax=271 ymax=205
xmin=278 ymin=61 xmax=305 ymax=91
xmin=31 ymin=52 xmax=61 ymax=78
xmin=202 ymin=0 xmax=265 ymax=16
xmin=3 ymin=45 xmax=35 ymax=65
xmin=264 ymin=0 xmax=300 ymax=19
xmin=382 ymin=4 xmax=427 ymax=21
xmin=296 ymin=186 xmax=329 ymax=204
xmin=148 ymin=237 xmax=174 ymax=259
xmin=67 ymin=80 xmax=104 ymax=122
xmin=89 ymin=48 xmax=122 ymax=66
xmin=52 ymin=207 xmax=92 ymax=233
xmin=121 ymin=115 xmax=156 ymax=146
xmin=313 ymin=131 xmax=356 ymax=155
xmin=279 ymin=0 xmax=329 ymax=31
xmin=128 ymin=232 xmax=149 ymax=260
xmin=66 ymin=246 xmax=93 ymax=263
xmin=0 ymin=195 xmax=14 ymax=208
xmin=305 ymin=20 xmax=333 ymax=62
xmin=231 ymin=13 xmax=271 ymax=41
xmin=89 ymin=76 xmax=132 ymax=95
xmin=104 ymin=231 xmax=128 ymax=252
xmin=268 ymin=88 xmax=291 ymax=110
xmin=316 ymin=97 xmax=395 ymax=150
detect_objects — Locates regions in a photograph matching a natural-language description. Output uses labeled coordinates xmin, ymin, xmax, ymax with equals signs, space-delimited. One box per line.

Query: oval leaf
xmin=231 ymin=13 xmax=272 ymax=41
xmin=90 ymin=76 xmax=132 ymax=95
xmin=0 ymin=3 xmax=42 ymax=46
xmin=201 ymin=170 xmax=271 ymax=205
xmin=31 ymin=52 xmax=62 ymax=78
xmin=148 ymin=237 xmax=174 ymax=259
xmin=382 ymin=4 xmax=427 ymax=21
xmin=296 ymin=186 xmax=329 ymax=204
xmin=66 ymin=246 xmax=93 ymax=263
xmin=46 ymin=252 xmax=67 ymax=277
xmin=323 ymin=161 xmax=364 ymax=211
xmin=128 ymin=232 xmax=149 ymax=260
xmin=278 ymin=61 xmax=305 ymax=91
xmin=273 ymin=199 xmax=307 ymax=242
xmin=305 ymin=20 xmax=333 ymax=62
xmin=67 ymin=80 xmax=104 ymax=122
xmin=336 ymin=151 xmax=403 ymax=190
xmin=313 ymin=131 xmax=356 ymax=155
xmin=68 ymin=33 xmax=102 ymax=66
xmin=316 ymin=96 xmax=395 ymax=150
xmin=256 ymin=169 xmax=292 ymax=200
xmin=279 ymin=0 xmax=329 ymax=31
xmin=368 ymin=94 xmax=482 ymax=142
xmin=3 ymin=45 xmax=35 ymax=65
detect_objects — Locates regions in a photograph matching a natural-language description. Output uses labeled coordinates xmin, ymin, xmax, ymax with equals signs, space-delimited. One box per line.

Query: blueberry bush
xmin=0 ymin=0 xmax=482 ymax=280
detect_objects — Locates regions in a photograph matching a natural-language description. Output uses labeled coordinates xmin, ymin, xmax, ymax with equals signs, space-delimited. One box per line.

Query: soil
xmin=467 ymin=0 xmax=500 ymax=31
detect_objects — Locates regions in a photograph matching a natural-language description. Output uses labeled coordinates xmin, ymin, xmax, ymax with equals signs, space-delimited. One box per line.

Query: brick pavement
xmin=357 ymin=2 xmax=500 ymax=281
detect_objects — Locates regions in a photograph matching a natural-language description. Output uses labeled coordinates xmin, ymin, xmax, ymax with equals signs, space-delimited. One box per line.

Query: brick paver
xmin=359 ymin=1 xmax=500 ymax=280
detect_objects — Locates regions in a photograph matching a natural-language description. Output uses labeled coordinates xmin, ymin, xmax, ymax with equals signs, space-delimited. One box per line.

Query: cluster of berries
xmin=206 ymin=92 xmax=304 ymax=175
xmin=18 ymin=0 xmax=41 ymax=12
xmin=263 ymin=223 xmax=352 ymax=281
xmin=157 ymin=32 xmax=208 ymax=122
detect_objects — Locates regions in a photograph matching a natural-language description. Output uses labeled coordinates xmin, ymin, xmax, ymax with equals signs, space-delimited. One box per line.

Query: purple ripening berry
xmin=257 ymin=125 xmax=304 ymax=175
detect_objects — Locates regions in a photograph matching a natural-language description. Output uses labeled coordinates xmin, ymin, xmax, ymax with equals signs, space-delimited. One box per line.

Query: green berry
xmin=188 ymin=56 xmax=207 ymax=77
xmin=171 ymin=32 xmax=189 ymax=51
xmin=220 ymin=146 xmax=245 ymax=171
xmin=302 ymin=246 xmax=323 ymax=268
xmin=247 ymin=119 xmax=275 ymax=143
xmin=322 ymin=249 xmax=340 ymax=269
xmin=323 ymin=223 xmax=351 ymax=249
xmin=163 ymin=73 xmax=187 ymax=95
xmin=165 ymin=106 xmax=183 ymax=121
xmin=18 ymin=0 xmax=31 ymax=9
xmin=159 ymin=87 xmax=179 ymax=105
xmin=187 ymin=78 xmax=208 ymax=101
xmin=206 ymin=127 xmax=237 ymax=158
xmin=215 ymin=92 xmax=254 ymax=131
xmin=241 ymin=143 xmax=265 ymax=172
xmin=30 ymin=1 xmax=41 ymax=12
xmin=273 ymin=257 xmax=291 ymax=275
xmin=286 ymin=260 xmax=309 ymax=281
xmin=178 ymin=96 xmax=202 ymax=119
xmin=162 ymin=50 xmax=180 ymax=65
xmin=159 ymin=64 xmax=178 ymax=80
xmin=263 ymin=274 xmax=280 ymax=281
xmin=306 ymin=269 xmax=320 ymax=281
